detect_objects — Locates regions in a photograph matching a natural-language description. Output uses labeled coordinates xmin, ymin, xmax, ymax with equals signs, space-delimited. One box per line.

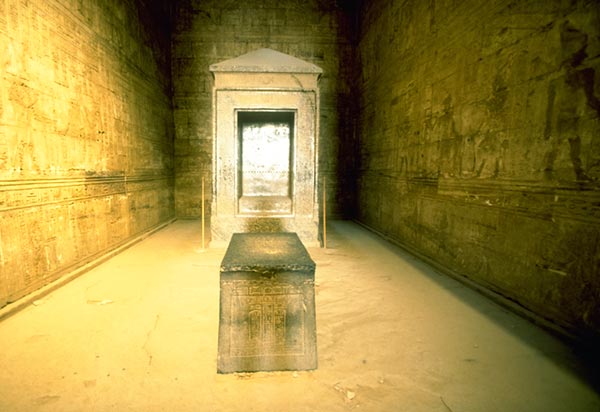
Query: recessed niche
xmin=237 ymin=111 xmax=294 ymax=215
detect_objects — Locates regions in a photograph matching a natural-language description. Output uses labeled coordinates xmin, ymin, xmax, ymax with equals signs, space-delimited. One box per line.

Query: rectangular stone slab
xmin=217 ymin=232 xmax=317 ymax=373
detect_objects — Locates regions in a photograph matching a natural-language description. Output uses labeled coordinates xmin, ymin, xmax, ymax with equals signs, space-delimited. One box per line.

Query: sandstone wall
xmin=0 ymin=0 xmax=175 ymax=308
xmin=172 ymin=0 xmax=356 ymax=220
xmin=355 ymin=0 xmax=600 ymax=340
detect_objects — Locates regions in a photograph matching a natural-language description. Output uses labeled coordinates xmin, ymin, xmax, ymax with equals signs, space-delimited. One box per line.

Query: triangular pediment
xmin=209 ymin=48 xmax=323 ymax=74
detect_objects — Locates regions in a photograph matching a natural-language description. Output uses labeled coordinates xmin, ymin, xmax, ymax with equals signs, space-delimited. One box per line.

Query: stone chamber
xmin=0 ymin=0 xmax=599 ymax=410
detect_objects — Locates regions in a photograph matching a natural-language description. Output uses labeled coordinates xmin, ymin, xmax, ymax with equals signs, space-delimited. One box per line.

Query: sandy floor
xmin=0 ymin=220 xmax=598 ymax=411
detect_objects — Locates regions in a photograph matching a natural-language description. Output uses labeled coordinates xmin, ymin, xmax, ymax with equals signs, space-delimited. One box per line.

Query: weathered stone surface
xmin=0 ymin=0 xmax=175 ymax=307
xmin=354 ymin=0 xmax=600 ymax=340
xmin=221 ymin=233 xmax=316 ymax=273
xmin=218 ymin=233 xmax=317 ymax=373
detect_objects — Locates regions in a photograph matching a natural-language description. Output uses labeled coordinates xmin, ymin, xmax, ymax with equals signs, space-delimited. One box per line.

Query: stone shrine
xmin=209 ymin=48 xmax=322 ymax=246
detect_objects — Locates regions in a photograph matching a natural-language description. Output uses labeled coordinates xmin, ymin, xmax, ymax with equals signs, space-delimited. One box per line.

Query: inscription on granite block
xmin=217 ymin=233 xmax=317 ymax=373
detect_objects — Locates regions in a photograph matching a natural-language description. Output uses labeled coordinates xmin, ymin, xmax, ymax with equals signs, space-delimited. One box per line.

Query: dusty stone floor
xmin=0 ymin=220 xmax=598 ymax=411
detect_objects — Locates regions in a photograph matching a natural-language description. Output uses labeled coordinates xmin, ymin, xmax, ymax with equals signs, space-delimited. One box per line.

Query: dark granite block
xmin=217 ymin=233 xmax=317 ymax=373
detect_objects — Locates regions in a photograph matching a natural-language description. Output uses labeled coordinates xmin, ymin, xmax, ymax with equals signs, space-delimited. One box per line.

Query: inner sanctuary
xmin=0 ymin=1 xmax=599 ymax=411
